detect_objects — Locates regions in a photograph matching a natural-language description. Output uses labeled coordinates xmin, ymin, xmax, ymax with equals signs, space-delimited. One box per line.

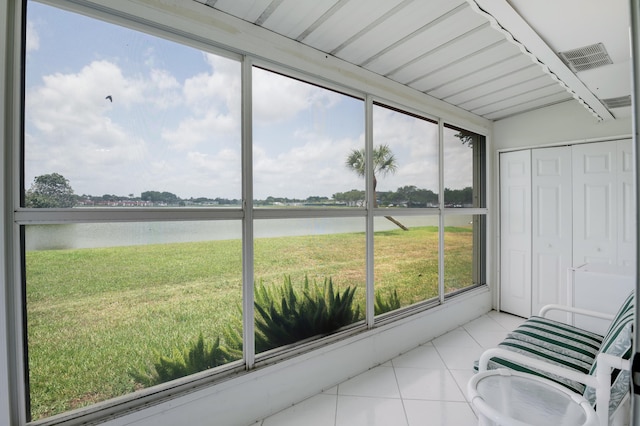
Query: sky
xmin=24 ymin=1 xmax=474 ymax=201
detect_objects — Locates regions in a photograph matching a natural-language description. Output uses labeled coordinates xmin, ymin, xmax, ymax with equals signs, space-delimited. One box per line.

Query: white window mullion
xmin=5 ymin=0 xmax=28 ymax=424
xmin=365 ymin=95 xmax=374 ymax=328
xmin=241 ymin=56 xmax=255 ymax=369
xmin=438 ymin=120 xmax=445 ymax=304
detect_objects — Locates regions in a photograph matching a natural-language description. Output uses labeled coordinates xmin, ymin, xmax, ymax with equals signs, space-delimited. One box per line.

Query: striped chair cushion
xmin=583 ymin=291 xmax=634 ymax=415
xmin=476 ymin=317 xmax=604 ymax=394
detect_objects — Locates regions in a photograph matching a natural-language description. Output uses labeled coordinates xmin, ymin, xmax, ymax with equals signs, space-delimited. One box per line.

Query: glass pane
xmin=372 ymin=104 xmax=439 ymax=208
xmin=374 ymin=215 xmax=439 ymax=315
xmin=443 ymin=125 xmax=484 ymax=207
xmin=25 ymin=221 xmax=243 ymax=421
xmin=252 ymin=68 xmax=365 ymax=207
xmin=444 ymin=214 xmax=485 ymax=294
xmin=253 ymin=218 xmax=365 ymax=353
xmin=24 ymin=2 xmax=241 ymax=207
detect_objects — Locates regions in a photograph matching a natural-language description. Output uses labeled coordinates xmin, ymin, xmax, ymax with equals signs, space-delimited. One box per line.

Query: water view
xmin=24 ymin=215 xmax=474 ymax=250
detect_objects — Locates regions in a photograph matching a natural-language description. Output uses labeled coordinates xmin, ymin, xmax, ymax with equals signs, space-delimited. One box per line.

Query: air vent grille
xmin=601 ymin=95 xmax=632 ymax=109
xmin=558 ymin=43 xmax=613 ymax=72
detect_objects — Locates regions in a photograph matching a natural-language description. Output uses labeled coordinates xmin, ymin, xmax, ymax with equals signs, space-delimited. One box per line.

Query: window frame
xmin=8 ymin=1 xmax=490 ymax=424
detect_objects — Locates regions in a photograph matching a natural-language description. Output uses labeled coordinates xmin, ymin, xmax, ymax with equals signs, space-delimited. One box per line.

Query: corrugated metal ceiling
xmin=193 ymin=0 xmax=611 ymax=121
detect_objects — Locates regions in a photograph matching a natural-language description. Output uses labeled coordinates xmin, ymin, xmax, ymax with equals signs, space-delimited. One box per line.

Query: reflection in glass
xmin=374 ymin=215 xmax=439 ymax=314
xmin=372 ymin=104 xmax=439 ymax=208
xmin=252 ymin=67 xmax=365 ymax=207
xmin=444 ymin=215 xmax=485 ymax=294
xmin=24 ymin=221 xmax=243 ymax=420
xmin=24 ymin=2 xmax=241 ymax=207
xmin=253 ymin=218 xmax=365 ymax=353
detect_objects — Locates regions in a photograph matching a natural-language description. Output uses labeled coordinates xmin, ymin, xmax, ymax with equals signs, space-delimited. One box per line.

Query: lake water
xmin=24 ymin=215 xmax=472 ymax=251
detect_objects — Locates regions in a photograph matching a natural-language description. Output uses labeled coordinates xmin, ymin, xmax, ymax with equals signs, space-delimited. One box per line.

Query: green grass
xmin=25 ymin=226 xmax=472 ymax=419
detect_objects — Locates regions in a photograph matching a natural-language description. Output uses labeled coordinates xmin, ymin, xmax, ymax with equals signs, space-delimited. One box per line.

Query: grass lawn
xmin=25 ymin=226 xmax=472 ymax=420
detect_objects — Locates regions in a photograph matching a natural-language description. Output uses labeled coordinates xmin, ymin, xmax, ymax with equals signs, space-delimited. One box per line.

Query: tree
xmin=345 ymin=144 xmax=407 ymax=230
xmin=141 ymin=190 xmax=180 ymax=205
xmin=454 ymin=130 xmax=477 ymax=147
xmin=346 ymin=144 xmax=397 ymax=205
xmin=25 ymin=173 xmax=76 ymax=208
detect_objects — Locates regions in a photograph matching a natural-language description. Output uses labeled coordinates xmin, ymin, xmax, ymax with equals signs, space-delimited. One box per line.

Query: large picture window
xmin=17 ymin=1 xmax=487 ymax=423
xmin=22 ymin=2 xmax=243 ymax=421
xmin=24 ymin=2 xmax=242 ymax=208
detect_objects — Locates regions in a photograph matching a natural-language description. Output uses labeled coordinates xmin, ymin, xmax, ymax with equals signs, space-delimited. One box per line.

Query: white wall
xmin=492 ymin=100 xmax=632 ymax=150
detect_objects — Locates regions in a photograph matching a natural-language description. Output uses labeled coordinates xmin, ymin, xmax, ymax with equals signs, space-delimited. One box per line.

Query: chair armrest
xmin=538 ymin=304 xmax=615 ymax=321
xmin=594 ymin=353 xmax=631 ymax=426
xmin=477 ymin=347 xmax=631 ymax=426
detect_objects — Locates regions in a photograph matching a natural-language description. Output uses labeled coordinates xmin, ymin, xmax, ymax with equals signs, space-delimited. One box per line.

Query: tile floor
xmin=253 ymin=310 xmax=526 ymax=426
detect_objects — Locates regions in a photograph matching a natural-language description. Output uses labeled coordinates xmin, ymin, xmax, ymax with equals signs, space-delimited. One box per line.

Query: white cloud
xmin=164 ymin=54 xmax=241 ymax=151
xmin=252 ymin=67 xmax=341 ymax=124
xmin=373 ymin=107 xmax=440 ymax=192
xmin=161 ymin=111 xmax=238 ymax=150
xmin=148 ymin=69 xmax=182 ymax=109
xmin=23 ymin=60 xmax=168 ymax=195
xmin=24 ymin=46 xmax=466 ymax=201
xmin=26 ymin=21 xmax=40 ymax=52
xmin=253 ymin=134 xmax=363 ymax=199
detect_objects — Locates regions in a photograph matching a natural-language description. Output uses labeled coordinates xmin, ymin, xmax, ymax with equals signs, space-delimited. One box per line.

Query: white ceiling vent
xmin=601 ymin=95 xmax=632 ymax=109
xmin=558 ymin=43 xmax=613 ymax=72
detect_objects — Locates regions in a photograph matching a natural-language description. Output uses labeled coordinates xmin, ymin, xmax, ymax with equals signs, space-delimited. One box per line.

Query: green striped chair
xmin=476 ymin=291 xmax=633 ymax=426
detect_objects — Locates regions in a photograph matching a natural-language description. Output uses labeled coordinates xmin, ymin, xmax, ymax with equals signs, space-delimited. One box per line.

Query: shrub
xmin=374 ymin=289 xmax=401 ymax=315
xmin=254 ymin=275 xmax=360 ymax=352
xmin=131 ymin=334 xmax=241 ymax=387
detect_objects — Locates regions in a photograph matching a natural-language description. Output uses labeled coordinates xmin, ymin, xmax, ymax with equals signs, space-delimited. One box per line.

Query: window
xmin=371 ymin=104 xmax=439 ymax=209
xmin=25 ymin=222 xmax=243 ymax=419
xmin=16 ymin=1 xmax=487 ymax=423
xmin=252 ymin=67 xmax=365 ymax=207
xmin=23 ymin=2 xmax=243 ymax=421
xmin=252 ymin=69 xmax=366 ymax=353
xmin=24 ymin=2 xmax=242 ymax=208
xmin=253 ymin=217 xmax=366 ymax=353
xmin=371 ymin=104 xmax=440 ymax=313
xmin=443 ymin=125 xmax=486 ymax=295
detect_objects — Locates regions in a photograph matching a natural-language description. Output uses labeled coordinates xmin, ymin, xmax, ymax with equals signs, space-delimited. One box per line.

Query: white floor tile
xmin=404 ymin=400 xmax=478 ymax=426
xmin=262 ymin=394 xmax=337 ymax=426
xmin=338 ymin=365 xmax=401 ymax=398
xmin=463 ymin=315 xmax=507 ymax=333
xmin=395 ymin=368 xmax=466 ymax=401
xmin=434 ymin=344 xmax=484 ymax=370
xmin=467 ymin=330 xmax=509 ymax=349
xmin=449 ymin=369 xmax=476 ymax=402
xmin=431 ymin=329 xmax=479 ymax=348
xmin=336 ymin=396 xmax=408 ymax=426
xmin=323 ymin=386 xmax=338 ymax=395
xmin=487 ymin=311 xmax=526 ymax=329
xmin=391 ymin=343 xmax=447 ymax=369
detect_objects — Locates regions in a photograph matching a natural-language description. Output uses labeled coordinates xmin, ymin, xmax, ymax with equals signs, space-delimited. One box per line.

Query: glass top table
xmin=467 ymin=368 xmax=598 ymax=426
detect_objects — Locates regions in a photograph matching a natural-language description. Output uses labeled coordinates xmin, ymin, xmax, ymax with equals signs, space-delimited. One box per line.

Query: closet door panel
xmin=572 ymin=142 xmax=617 ymax=265
xmin=500 ymin=150 xmax=531 ymax=317
xmin=618 ymin=140 xmax=635 ymax=266
xmin=531 ymin=147 xmax=572 ymax=319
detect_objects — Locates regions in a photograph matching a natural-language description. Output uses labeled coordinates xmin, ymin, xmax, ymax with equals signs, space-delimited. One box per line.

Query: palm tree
xmin=345 ymin=144 xmax=407 ymax=230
